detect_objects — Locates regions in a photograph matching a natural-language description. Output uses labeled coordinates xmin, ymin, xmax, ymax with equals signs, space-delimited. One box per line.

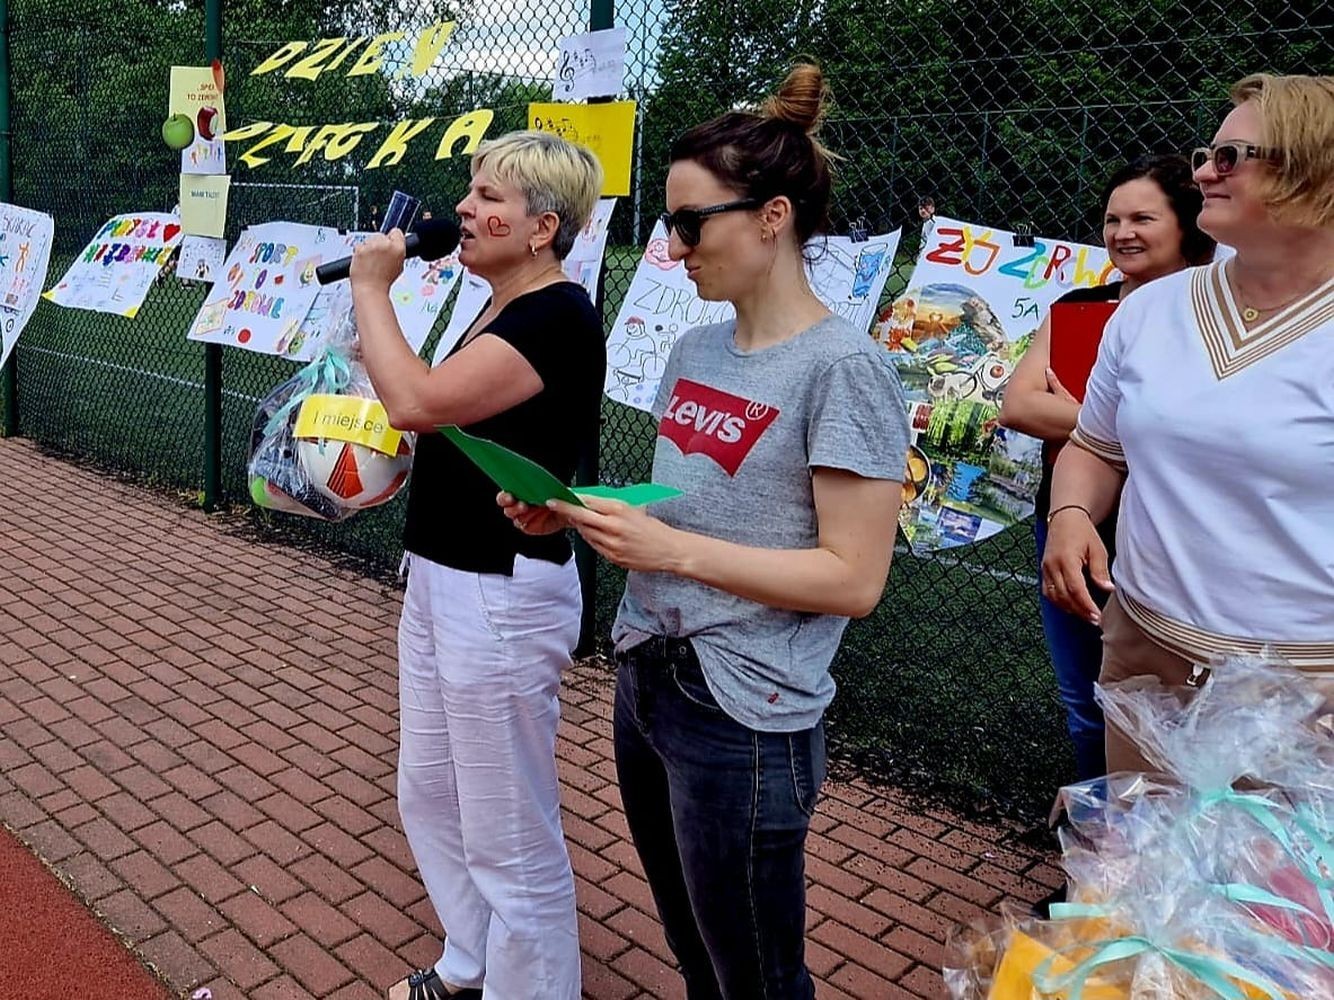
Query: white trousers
xmin=397 ymin=552 xmax=583 ymax=1000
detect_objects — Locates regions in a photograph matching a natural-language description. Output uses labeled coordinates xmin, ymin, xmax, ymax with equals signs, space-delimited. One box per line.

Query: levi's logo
xmin=658 ymin=378 xmax=780 ymax=476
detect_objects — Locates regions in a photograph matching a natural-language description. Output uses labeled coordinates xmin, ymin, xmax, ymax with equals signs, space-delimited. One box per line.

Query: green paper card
xmin=439 ymin=426 xmax=682 ymax=508
xmin=574 ymin=483 xmax=683 ymax=506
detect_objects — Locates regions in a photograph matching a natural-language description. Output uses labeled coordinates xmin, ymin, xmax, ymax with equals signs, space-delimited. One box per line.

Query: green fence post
xmin=0 ymin=0 xmax=15 ymax=438
xmin=201 ymin=0 xmax=223 ymax=507
xmin=574 ymin=0 xmax=615 ymax=656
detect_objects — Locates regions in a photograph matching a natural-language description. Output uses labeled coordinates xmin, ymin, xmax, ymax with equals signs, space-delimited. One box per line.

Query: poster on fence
xmin=177 ymin=235 xmax=227 ymax=283
xmin=0 ymin=203 xmax=55 ymax=367
xmin=43 ymin=212 xmax=183 ymax=319
xmin=170 ymin=64 xmax=227 ymax=176
xmin=285 ymin=235 xmax=465 ymax=362
xmin=185 ymin=221 xmax=332 ymax=354
xmin=604 ymin=224 xmax=902 ymax=411
xmin=871 ymin=215 xmax=1115 ymax=552
xmin=564 ymin=197 xmax=617 ymax=301
xmin=430 ymin=198 xmax=617 ymax=367
xmin=554 ymin=27 xmax=627 ymax=101
xmin=431 ymin=268 xmax=492 ymax=366
xmin=529 ymin=102 xmax=636 ymax=197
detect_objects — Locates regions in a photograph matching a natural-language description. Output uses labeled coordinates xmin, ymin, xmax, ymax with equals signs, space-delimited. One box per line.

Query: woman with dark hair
xmin=502 ymin=64 xmax=910 ymax=999
xmin=999 ymin=154 xmax=1215 ymax=782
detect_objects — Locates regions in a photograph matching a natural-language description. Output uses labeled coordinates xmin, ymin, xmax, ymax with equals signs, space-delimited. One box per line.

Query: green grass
xmin=5 ymin=243 xmax=1073 ymax=821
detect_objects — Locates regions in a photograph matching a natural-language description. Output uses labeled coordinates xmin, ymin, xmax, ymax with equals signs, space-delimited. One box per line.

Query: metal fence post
xmin=201 ymin=0 xmax=223 ymax=507
xmin=574 ymin=0 xmax=615 ymax=657
xmin=0 ymin=0 xmax=15 ymax=438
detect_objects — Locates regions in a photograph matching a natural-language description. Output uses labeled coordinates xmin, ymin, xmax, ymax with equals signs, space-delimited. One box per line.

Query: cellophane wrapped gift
xmin=247 ymin=284 xmax=414 ymax=522
xmin=944 ymin=655 xmax=1334 ymax=998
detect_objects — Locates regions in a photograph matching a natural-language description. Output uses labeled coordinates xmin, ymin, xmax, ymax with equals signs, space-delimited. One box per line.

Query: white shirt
xmin=1071 ymin=262 xmax=1334 ymax=669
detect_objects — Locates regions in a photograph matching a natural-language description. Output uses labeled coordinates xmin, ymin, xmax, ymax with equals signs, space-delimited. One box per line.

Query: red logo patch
xmin=658 ymin=378 xmax=780 ymax=476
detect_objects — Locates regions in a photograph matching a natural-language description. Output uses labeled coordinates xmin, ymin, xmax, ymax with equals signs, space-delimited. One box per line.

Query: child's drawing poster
xmin=604 ymin=224 xmax=903 ymax=411
xmin=185 ymin=221 xmax=331 ymax=354
xmin=0 ymin=203 xmax=54 ymax=366
xmin=283 ymin=234 xmax=464 ymax=362
xmin=563 ymin=197 xmax=615 ymax=301
xmin=43 ymin=212 xmax=182 ymax=319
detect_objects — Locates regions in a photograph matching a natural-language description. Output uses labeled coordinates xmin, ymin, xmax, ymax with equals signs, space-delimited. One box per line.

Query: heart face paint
xmin=485 ymin=215 xmax=512 ymax=238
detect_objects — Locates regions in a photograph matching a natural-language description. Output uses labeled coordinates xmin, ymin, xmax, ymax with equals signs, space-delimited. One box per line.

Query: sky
xmin=436 ymin=0 xmax=668 ymax=92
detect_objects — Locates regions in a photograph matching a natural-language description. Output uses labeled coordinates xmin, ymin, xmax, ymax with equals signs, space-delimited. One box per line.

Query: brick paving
xmin=0 ymin=437 xmax=1059 ymax=999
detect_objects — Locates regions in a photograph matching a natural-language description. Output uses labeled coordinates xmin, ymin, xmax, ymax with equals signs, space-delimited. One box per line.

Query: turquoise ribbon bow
xmin=1032 ymin=931 xmax=1289 ymax=1000
xmin=263 ymin=348 xmax=353 ymax=437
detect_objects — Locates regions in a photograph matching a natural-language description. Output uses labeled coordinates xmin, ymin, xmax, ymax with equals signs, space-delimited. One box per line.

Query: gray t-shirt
xmin=612 ymin=315 xmax=910 ymax=732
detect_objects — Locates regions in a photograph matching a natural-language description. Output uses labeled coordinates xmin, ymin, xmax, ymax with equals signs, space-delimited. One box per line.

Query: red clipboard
xmin=1049 ymin=301 xmax=1118 ymax=403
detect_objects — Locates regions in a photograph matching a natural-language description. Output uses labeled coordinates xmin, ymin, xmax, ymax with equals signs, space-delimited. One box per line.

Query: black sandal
xmin=406 ymin=969 xmax=482 ymax=1000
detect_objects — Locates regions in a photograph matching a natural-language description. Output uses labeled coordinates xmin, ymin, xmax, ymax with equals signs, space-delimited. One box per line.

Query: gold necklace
xmin=1231 ymin=271 xmax=1311 ymax=323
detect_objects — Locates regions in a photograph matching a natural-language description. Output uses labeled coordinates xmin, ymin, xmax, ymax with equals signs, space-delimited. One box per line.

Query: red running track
xmin=0 ymin=827 xmax=171 ymax=1000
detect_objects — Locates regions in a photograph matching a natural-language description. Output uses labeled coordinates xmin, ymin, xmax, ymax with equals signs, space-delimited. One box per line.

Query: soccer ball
xmin=297 ymin=435 xmax=414 ymax=511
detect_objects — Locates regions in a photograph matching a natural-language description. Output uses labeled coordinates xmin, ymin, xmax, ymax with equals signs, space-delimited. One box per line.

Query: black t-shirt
xmin=1035 ymin=282 xmax=1122 ymax=550
xmin=403 ymin=281 xmax=605 ymax=574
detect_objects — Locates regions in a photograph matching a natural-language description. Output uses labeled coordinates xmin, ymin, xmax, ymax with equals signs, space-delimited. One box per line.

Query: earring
xmin=529 ymin=243 xmax=539 ymax=257
xmin=761 ymin=228 xmax=772 ymax=242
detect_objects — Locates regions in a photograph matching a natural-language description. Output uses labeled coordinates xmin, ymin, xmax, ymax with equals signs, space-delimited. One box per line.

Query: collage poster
xmin=287 ymin=233 xmax=465 ymax=363
xmin=873 ymin=215 xmax=1115 ymax=551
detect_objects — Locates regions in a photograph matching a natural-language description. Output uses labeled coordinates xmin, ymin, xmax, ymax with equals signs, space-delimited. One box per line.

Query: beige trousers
xmin=1099 ymin=593 xmax=1334 ymax=774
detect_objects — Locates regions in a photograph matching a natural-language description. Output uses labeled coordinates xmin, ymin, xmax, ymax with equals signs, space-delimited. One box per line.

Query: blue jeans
xmin=1034 ymin=520 xmax=1107 ymax=781
xmin=613 ymin=637 xmax=825 ymax=1000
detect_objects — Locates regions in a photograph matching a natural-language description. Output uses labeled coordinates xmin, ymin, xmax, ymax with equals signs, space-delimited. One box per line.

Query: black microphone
xmin=315 ymin=218 xmax=462 ymax=285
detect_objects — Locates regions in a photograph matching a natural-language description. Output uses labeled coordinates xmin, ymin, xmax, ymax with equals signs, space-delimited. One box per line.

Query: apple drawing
xmin=197 ymin=106 xmax=219 ymax=142
xmin=161 ymin=113 xmax=195 ymax=151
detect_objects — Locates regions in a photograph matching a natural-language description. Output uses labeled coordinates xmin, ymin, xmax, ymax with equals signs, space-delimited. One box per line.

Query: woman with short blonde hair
xmin=1042 ymin=73 xmax=1334 ymax=774
xmin=350 ymin=129 xmax=605 ymax=999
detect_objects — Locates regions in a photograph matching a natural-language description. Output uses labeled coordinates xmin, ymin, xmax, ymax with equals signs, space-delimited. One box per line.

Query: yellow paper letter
xmin=322 ymin=37 xmax=368 ymax=74
xmin=221 ymin=121 xmax=274 ymax=143
xmin=251 ymin=41 xmax=307 ymax=76
xmin=410 ymin=21 xmax=457 ymax=76
xmin=366 ymin=118 xmax=436 ymax=170
xmin=236 ymin=124 xmax=296 ymax=168
xmin=348 ymin=31 xmax=404 ymax=77
xmin=323 ymin=122 xmax=382 ymax=162
xmin=286 ymin=37 xmax=346 ymax=80
xmin=435 ymin=109 xmax=494 ymax=160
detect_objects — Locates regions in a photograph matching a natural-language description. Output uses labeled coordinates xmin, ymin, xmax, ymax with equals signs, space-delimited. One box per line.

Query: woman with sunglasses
xmin=503 ymin=63 xmax=909 ymax=998
xmin=1042 ymin=72 xmax=1334 ymax=774
xmin=999 ymin=154 xmax=1214 ymax=783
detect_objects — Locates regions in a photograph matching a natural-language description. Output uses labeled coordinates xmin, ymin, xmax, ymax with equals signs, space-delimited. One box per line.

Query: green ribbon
xmin=1032 ymin=933 xmax=1289 ymax=1000
xmin=1293 ymin=807 xmax=1334 ymax=929
xmin=1197 ymin=790 xmax=1334 ymax=934
xmin=1214 ymin=882 xmax=1318 ymax=917
xmin=263 ymin=348 xmax=353 ymax=437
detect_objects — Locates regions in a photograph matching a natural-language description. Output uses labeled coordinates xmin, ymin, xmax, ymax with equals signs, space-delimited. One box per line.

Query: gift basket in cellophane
xmin=943 ymin=654 xmax=1334 ymax=999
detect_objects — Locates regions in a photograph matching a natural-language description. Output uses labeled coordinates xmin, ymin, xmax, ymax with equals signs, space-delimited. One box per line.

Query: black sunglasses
xmin=1191 ymin=142 xmax=1279 ymax=176
xmin=659 ymin=198 xmax=762 ymax=247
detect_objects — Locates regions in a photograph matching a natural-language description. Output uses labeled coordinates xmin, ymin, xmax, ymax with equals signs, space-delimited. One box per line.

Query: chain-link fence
xmin=3 ymin=0 xmax=1330 ymax=819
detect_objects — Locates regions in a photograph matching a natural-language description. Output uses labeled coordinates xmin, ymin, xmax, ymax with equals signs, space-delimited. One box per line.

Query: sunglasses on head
xmin=1191 ymin=142 xmax=1279 ymax=175
xmin=659 ymin=198 xmax=762 ymax=247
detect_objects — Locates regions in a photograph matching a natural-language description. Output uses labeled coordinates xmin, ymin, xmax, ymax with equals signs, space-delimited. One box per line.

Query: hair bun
xmin=761 ymin=62 xmax=829 ymax=135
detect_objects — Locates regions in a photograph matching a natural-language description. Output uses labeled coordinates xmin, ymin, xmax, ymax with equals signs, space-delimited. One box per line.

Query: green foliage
xmin=640 ymin=0 xmax=1332 ymax=243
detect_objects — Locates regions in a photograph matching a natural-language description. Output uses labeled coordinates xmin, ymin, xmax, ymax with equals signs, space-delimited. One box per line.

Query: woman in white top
xmin=1041 ymin=72 xmax=1334 ymax=773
